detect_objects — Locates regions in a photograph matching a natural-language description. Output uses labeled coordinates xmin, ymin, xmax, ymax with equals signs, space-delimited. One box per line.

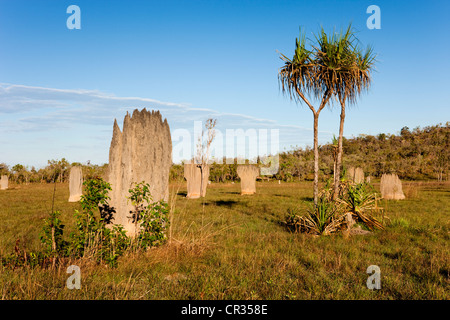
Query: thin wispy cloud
xmin=0 ymin=83 xmax=332 ymax=167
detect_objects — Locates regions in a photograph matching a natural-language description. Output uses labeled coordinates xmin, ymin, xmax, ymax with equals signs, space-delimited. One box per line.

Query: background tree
xmin=47 ymin=158 xmax=69 ymax=183
xmin=0 ymin=163 xmax=9 ymax=177
xmin=12 ymin=164 xmax=26 ymax=184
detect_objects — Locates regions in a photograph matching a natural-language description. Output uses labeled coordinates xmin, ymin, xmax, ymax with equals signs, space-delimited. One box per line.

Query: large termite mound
xmin=68 ymin=166 xmax=83 ymax=202
xmin=107 ymin=108 xmax=172 ymax=234
xmin=237 ymin=165 xmax=259 ymax=195
xmin=380 ymin=173 xmax=405 ymax=200
xmin=346 ymin=167 xmax=365 ymax=184
xmin=184 ymin=162 xmax=210 ymax=199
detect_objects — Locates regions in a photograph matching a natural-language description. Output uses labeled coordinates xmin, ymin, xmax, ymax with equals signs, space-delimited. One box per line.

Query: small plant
xmin=40 ymin=210 xmax=67 ymax=256
xmin=128 ymin=181 xmax=152 ymax=229
xmin=300 ymin=197 xmax=346 ymax=235
xmin=389 ymin=217 xmax=410 ymax=229
xmin=69 ymin=177 xmax=129 ymax=267
xmin=337 ymin=183 xmax=385 ymax=230
xmin=285 ymin=181 xmax=386 ymax=235
xmin=283 ymin=207 xmax=304 ymax=233
xmin=128 ymin=181 xmax=170 ymax=250
xmin=285 ymin=197 xmax=346 ymax=235
xmin=319 ymin=178 xmax=352 ymax=202
xmin=97 ymin=223 xmax=129 ymax=267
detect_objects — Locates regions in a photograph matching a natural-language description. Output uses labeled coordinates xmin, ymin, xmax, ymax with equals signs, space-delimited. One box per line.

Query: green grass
xmin=0 ymin=180 xmax=448 ymax=299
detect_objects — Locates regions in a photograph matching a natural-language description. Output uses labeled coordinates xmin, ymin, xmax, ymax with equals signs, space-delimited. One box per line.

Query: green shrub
xmin=389 ymin=218 xmax=410 ymax=229
xmin=301 ymin=197 xmax=346 ymax=235
xmin=68 ymin=177 xmax=129 ymax=267
xmin=128 ymin=182 xmax=170 ymax=250
xmin=10 ymin=178 xmax=171 ymax=269
xmin=40 ymin=210 xmax=68 ymax=256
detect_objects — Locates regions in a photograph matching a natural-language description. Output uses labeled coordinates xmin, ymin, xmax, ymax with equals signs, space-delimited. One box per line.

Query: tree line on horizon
xmin=1 ymin=122 xmax=447 ymax=185
xmin=0 ymin=159 xmax=108 ymax=185
xmin=275 ymin=122 xmax=449 ymax=182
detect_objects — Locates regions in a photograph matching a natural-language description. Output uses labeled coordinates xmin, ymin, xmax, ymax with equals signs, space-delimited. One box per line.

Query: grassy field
xmin=0 ymin=180 xmax=448 ymax=299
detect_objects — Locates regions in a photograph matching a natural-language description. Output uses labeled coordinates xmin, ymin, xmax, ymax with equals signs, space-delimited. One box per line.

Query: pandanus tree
xmin=278 ymin=30 xmax=332 ymax=206
xmin=315 ymin=26 xmax=376 ymax=199
xmin=278 ymin=25 xmax=376 ymax=205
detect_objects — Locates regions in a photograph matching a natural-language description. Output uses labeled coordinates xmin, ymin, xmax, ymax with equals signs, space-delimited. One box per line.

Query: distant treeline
xmin=172 ymin=122 xmax=450 ymax=182
xmin=1 ymin=123 xmax=448 ymax=184
xmin=274 ymin=122 xmax=449 ymax=182
xmin=0 ymin=159 xmax=108 ymax=184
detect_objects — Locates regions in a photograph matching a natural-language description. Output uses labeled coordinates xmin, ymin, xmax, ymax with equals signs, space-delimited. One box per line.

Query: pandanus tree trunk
xmin=313 ymin=112 xmax=320 ymax=206
xmin=333 ymin=99 xmax=346 ymax=200
xmin=293 ymin=88 xmax=331 ymax=207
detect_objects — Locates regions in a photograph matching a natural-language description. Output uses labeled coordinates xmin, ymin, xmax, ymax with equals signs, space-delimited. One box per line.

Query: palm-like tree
xmin=278 ymin=30 xmax=332 ymax=206
xmin=279 ymin=25 xmax=376 ymax=205
xmin=315 ymin=26 xmax=376 ymax=199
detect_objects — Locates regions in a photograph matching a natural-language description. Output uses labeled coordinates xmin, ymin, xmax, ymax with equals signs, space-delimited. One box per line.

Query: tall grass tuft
xmin=284 ymin=198 xmax=346 ymax=235
xmin=337 ymin=183 xmax=385 ymax=231
xmin=285 ymin=181 xmax=386 ymax=235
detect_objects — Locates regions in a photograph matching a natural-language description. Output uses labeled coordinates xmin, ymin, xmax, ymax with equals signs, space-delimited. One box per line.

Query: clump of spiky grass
xmin=284 ymin=197 xmax=346 ymax=235
xmin=337 ymin=182 xmax=385 ymax=231
xmin=299 ymin=198 xmax=347 ymax=235
xmin=285 ymin=181 xmax=386 ymax=235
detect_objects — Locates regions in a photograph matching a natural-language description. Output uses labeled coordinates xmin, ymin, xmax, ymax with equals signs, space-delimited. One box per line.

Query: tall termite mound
xmin=236 ymin=165 xmax=259 ymax=195
xmin=346 ymin=167 xmax=365 ymax=184
xmin=380 ymin=173 xmax=405 ymax=200
xmin=0 ymin=175 xmax=8 ymax=190
xmin=68 ymin=166 xmax=83 ymax=202
xmin=184 ymin=162 xmax=210 ymax=199
xmin=107 ymin=108 xmax=172 ymax=234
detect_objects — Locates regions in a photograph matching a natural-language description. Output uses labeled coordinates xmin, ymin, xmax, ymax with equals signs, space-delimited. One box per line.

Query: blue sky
xmin=0 ymin=0 xmax=449 ymax=168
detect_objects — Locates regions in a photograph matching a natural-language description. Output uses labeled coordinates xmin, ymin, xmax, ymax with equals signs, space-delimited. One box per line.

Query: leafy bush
xmin=65 ymin=179 xmax=169 ymax=266
xmin=68 ymin=177 xmax=129 ymax=267
xmin=128 ymin=182 xmax=170 ymax=250
xmin=285 ymin=198 xmax=346 ymax=235
xmin=40 ymin=210 xmax=68 ymax=256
